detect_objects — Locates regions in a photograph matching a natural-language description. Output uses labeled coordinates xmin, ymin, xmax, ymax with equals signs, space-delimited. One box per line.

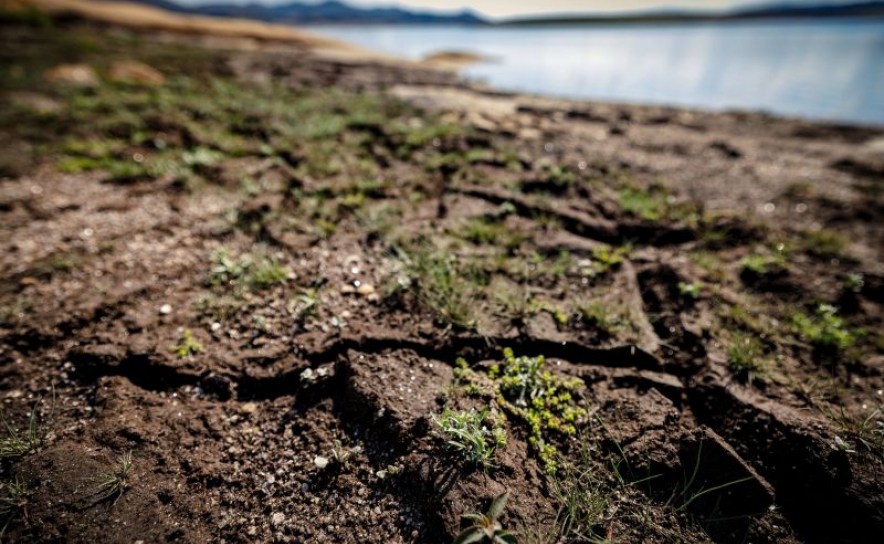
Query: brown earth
xmin=1 ymin=8 xmax=883 ymax=544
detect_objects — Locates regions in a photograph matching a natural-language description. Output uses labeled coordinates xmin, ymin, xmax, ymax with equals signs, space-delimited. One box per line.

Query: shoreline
xmin=12 ymin=0 xmax=881 ymax=128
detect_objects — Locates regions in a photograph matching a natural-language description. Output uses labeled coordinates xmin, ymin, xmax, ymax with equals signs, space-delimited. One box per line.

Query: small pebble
xmin=159 ymin=304 xmax=172 ymax=315
xmin=271 ymin=512 xmax=285 ymax=526
xmin=356 ymin=283 xmax=375 ymax=296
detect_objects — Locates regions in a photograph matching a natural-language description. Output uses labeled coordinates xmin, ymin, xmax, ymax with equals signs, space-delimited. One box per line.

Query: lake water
xmin=308 ymin=20 xmax=884 ymax=126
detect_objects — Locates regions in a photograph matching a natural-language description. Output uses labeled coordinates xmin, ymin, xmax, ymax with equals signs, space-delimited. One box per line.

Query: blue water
xmin=307 ymin=20 xmax=884 ymax=126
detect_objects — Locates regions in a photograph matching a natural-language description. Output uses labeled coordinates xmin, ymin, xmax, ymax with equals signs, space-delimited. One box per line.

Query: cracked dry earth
xmin=1 ymin=20 xmax=884 ymax=544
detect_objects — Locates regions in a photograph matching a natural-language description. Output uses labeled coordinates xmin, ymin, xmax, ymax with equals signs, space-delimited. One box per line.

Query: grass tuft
xmin=96 ymin=450 xmax=134 ymax=503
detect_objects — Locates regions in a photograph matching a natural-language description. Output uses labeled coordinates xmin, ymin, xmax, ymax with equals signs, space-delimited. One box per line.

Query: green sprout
xmin=0 ymin=406 xmax=51 ymax=460
xmin=170 ymin=329 xmax=203 ymax=358
xmin=0 ymin=477 xmax=28 ymax=539
xmin=677 ymin=281 xmax=701 ymax=300
xmin=727 ymin=333 xmax=769 ymax=384
xmin=791 ymin=304 xmax=864 ymax=352
xmin=454 ymin=492 xmax=517 ymax=544
xmin=96 ymin=450 xmax=134 ymax=503
xmin=432 ymin=407 xmax=507 ymax=468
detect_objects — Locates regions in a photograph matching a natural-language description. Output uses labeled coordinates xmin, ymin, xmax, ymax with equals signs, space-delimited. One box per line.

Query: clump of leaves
xmin=170 ymin=329 xmax=203 ymax=358
xmin=739 ymin=253 xmax=783 ymax=277
xmin=489 ymin=349 xmax=587 ymax=473
xmin=791 ymin=304 xmax=864 ymax=352
xmin=314 ymin=440 xmax=363 ymax=470
xmin=801 ymin=228 xmax=846 ymax=258
xmin=457 ymin=217 xmax=527 ymax=252
xmin=454 ymin=492 xmax=517 ymax=544
xmin=208 ymin=248 xmax=289 ymax=294
xmin=550 ymin=439 xmax=610 ymax=542
xmin=0 ymin=406 xmax=51 ymax=460
xmin=400 ymin=246 xmax=480 ymax=332
xmin=432 ymin=406 xmax=507 ymax=468
xmin=830 ymin=406 xmax=884 ymax=459
xmin=677 ymin=281 xmax=701 ymax=300
xmin=727 ymin=333 xmax=769 ymax=384
xmin=616 ymin=186 xmax=668 ymax=222
xmin=96 ymin=450 xmax=134 ymax=503
xmin=0 ymin=477 xmax=28 ymax=538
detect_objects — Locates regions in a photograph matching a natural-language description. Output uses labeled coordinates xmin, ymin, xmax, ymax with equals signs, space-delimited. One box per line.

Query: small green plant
xmin=493 ymin=285 xmax=539 ymax=326
xmin=739 ymin=253 xmax=784 ymax=277
xmin=587 ymin=245 xmax=627 ymax=277
xmin=801 ymin=228 xmax=846 ymax=258
xmin=577 ymin=302 xmax=614 ymax=331
xmin=791 ymin=304 xmax=864 ymax=352
xmin=454 ymin=492 xmax=517 ymax=544
xmin=677 ymin=282 xmax=701 ymax=300
xmin=208 ymin=248 xmax=289 ymax=294
xmin=96 ymin=450 xmax=134 ymax=503
xmin=458 ymin=217 xmax=526 ymax=252
xmin=830 ymin=405 xmax=884 ymax=458
xmin=0 ymin=476 xmax=28 ymax=539
xmin=488 ymin=349 xmax=587 ymax=474
xmin=315 ymin=439 xmax=363 ymax=469
xmin=289 ymin=288 xmax=319 ymax=322
xmin=616 ymin=186 xmax=668 ymax=222
xmin=331 ymin=440 xmax=362 ymax=465
xmin=844 ymin=272 xmax=864 ymax=293
xmin=402 ymin=246 xmax=479 ymax=331
xmin=432 ymin=407 xmax=506 ymax=468
xmin=727 ymin=333 xmax=768 ymax=384
xmin=0 ymin=407 xmax=50 ymax=460
xmin=550 ymin=440 xmax=610 ymax=542
xmin=170 ymin=329 xmax=203 ymax=358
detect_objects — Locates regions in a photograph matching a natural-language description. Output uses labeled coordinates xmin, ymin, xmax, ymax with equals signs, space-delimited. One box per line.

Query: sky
xmin=173 ymin=0 xmax=865 ymax=19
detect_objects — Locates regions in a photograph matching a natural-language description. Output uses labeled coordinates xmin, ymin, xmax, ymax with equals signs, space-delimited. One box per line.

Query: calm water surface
xmin=308 ymin=20 xmax=884 ymax=126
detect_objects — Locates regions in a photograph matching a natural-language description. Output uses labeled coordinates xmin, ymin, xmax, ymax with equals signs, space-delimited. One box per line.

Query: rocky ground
xmin=1 ymin=13 xmax=883 ymax=544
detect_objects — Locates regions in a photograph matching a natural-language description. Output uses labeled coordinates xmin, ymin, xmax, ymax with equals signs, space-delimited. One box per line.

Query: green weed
xmin=400 ymin=246 xmax=480 ymax=331
xmin=457 ymin=217 xmax=527 ymax=252
xmin=739 ymin=254 xmax=783 ymax=276
xmin=677 ymin=282 xmax=701 ymax=300
xmin=315 ymin=440 xmax=363 ymax=469
xmin=170 ymin=329 xmax=203 ymax=358
xmin=791 ymin=304 xmax=864 ymax=352
xmin=96 ymin=450 xmax=134 ymax=503
xmin=0 ymin=407 xmax=50 ymax=460
xmin=584 ymin=245 xmax=629 ymax=277
xmin=0 ymin=477 xmax=28 ymax=540
xmin=617 ymin=186 xmax=668 ymax=222
xmin=727 ymin=333 xmax=769 ymax=384
xmin=208 ymin=248 xmax=289 ymax=294
xmin=829 ymin=405 xmax=884 ymax=459
xmin=549 ymin=441 xmax=610 ymax=542
xmin=801 ymin=228 xmax=846 ymax=258
xmin=488 ymin=349 xmax=587 ymax=474
xmin=454 ymin=492 xmax=517 ymax=544
xmin=432 ymin=406 xmax=507 ymax=468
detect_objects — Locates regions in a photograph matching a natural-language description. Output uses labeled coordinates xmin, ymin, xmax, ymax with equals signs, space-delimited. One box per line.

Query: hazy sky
xmin=174 ymin=0 xmax=864 ymax=19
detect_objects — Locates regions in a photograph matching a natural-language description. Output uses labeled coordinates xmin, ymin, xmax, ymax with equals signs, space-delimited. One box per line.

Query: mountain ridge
xmin=102 ymin=0 xmax=884 ymax=25
xmin=122 ymin=0 xmax=487 ymax=24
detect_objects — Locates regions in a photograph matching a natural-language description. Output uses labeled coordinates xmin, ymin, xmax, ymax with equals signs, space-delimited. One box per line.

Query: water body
xmin=308 ymin=20 xmax=884 ymax=126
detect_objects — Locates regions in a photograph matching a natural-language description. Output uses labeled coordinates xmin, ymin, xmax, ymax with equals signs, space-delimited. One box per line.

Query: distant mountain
xmin=731 ymin=1 xmax=884 ymax=18
xmin=114 ymin=0 xmax=488 ymax=25
xmin=504 ymin=1 xmax=884 ymax=25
